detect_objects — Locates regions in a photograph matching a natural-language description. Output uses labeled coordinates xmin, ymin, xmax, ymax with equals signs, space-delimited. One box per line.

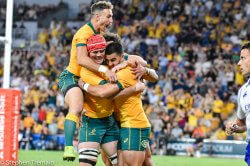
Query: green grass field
xmin=18 ymin=150 xmax=246 ymax=166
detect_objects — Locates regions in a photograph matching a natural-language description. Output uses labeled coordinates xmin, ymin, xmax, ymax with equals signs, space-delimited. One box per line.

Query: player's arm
xmin=142 ymin=67 xmax=158 ymax=82
xmin=112 ymin=81 xmax=146 ymax=100
xmin=78 ymin=79 xmax=142 ymax=98
xmin=109 ymin=66 xmax=146 ymax=100
xmin=226 ymin=118 xmax=246 ymax=135
xmin=131 ymin=63 xmax=158 ymax=82
xmin=127 ymin=54 xmax=147 ymax=67
xmin=226 ymin=88 xmax=246 ymax=135
xmin=76 ymin=46 xmax=100 ymax=71
xmin=78 ymin=78 xmax=120 ymax=97
xmin=76 ymin=46 xmax=117 ymax=82
xmin=111 ymin=54 xmax=147 ymax=72
xmin=233 ymin=118 xmax=246 ymax=133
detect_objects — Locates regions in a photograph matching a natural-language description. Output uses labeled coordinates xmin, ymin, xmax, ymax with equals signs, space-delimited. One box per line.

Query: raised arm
xmin=128 ymin=55 xmax=158 ymax=82
xmin=127 ymin=55 xmax=147 ymax=67
xmin=142 ymin=67 xmax=158 ymax=82
xmin=111 ymin=54 xmax=147 ymax=72
xmin=131 ymin=63 xmax=158 ymax=82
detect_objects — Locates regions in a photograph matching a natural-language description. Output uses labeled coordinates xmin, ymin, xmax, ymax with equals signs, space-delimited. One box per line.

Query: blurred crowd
xmin=0 ymin=0 xmax=6 ymax=21
xmin=0 ymin=0 xmax=65 ymax=21
xmin=1 ymin=0 xmax=250 ymax=151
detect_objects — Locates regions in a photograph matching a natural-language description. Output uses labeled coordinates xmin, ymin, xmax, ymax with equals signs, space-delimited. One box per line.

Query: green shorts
xmin=118 ymin=127 xmax=151 ymax=151
xmin=58 ymin=69 xmax=80 ymax=95
xmin=79 ymin=115 xmax=120 ymax=144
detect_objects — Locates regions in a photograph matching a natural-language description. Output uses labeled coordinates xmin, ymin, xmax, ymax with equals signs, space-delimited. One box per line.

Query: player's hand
xmin=111 ymin=61 xmax=128 ymax=73
xmin=78 ymin=79 xmax=86 ymax=89
xmin=225 ymin=122 xmax=236 ymax=135
xmin=135 ymin=81 xmax=146 ymax=92
xmin=131 ymin=62 xmax=147 ymax=80
xmin=105 ymin=70 xmax=117 ymax=83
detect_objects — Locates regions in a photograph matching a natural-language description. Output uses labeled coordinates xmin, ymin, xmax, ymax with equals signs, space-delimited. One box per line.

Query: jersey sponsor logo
xmin=89 ymin=128 xmax=96 ymax=135
xmin=245 ymin=104 xmax=250 ymax=112
xmin=243 ymin=91 xmax=248 ymax=98
xmin=141 ymin=140 xmax=148 ymax=148
xmin=123 ymin=138 xmax=128 ymax=143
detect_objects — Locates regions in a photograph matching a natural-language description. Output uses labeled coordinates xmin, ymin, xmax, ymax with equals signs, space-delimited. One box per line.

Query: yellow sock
xmin=66 ymin=114 xmax=79 ymax=123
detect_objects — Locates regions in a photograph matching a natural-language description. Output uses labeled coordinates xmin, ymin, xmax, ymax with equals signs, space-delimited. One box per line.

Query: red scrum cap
xmin=87 ymin=35 xmax=107 ymax=52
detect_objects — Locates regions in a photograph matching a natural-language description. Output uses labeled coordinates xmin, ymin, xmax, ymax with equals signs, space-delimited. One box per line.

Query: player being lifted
xmin=58 ymin=1 xmax=116 ymax=161
xmin=79 ymin=41 xmax=158 ymax=165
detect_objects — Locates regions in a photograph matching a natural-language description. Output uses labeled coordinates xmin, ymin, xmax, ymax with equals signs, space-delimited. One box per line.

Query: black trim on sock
xmin=79 ymin=153 xmax=98 ymax=158
xmin=79 ymin=159 xmax=96 ymax=166
xmin=109 ymin=155 xmax=117 ymax=161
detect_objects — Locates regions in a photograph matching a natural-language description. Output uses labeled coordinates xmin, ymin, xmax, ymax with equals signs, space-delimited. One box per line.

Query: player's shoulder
xmin=81 ymin=67 xmax=103 ymax=82
xmin=81 ymin=67 xmax=98 ymax=76
xmin=80 ymin=23 xmax=92 ymax=31
xmin=74 ymin=23 xmax=92 ymax=36
xmin=117 ymin=66 xmax=132 ymax=75
xmin=238 ymin=81 xmax=250 ymax=96
xmin=81 ymin=66 xmax=91 ymax=73
xmin=117 ymin=66 xmax=135 ymax=79
xmin=241 ymin=80 xmax=250 ymax=90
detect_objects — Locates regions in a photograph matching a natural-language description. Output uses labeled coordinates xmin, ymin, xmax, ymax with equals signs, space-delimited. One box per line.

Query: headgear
xmin=87 ymin=35 xmax=107 ymax=52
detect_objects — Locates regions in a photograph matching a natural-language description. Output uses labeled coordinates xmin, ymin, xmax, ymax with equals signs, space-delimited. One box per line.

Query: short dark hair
xmin=105 ymin=42 xmax=123 ymax=56
xmin=91 ymin=1 xmax=113 ymax=14
xmin=103 ymin=33 xmax=121 ymax=44
xmin=242 ymin=43 xmax=250 ymax=51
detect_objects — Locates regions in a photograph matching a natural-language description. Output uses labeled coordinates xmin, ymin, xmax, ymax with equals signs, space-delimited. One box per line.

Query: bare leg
xmin=64 ymin=87 xmax=83 ymax=116
xmin=143 ymin=143 xmax=154 ymax=166
xmin=118 ymin=150 xmax=123 ymax=166
xmin=63 ymin=87 xmax=83 ymax=161
xmin=101 ymin=141 xmax=118 ymax=166
xmin=100 ymin=149 xmax=112 ymax=166
xmin=122 ymin=150 xmax=145 ymax=166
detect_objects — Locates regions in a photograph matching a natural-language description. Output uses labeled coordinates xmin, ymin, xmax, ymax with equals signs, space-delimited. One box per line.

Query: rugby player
xmin=58 ymin=1 xmax=115 ymax=161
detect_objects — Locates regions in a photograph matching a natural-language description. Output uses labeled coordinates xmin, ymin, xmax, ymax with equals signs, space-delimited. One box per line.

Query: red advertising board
xmin=0 ymin=89 xmax=20 ymax=163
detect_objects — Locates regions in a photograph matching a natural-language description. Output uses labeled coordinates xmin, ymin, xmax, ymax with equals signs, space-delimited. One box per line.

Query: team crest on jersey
xmin=89 ymin=128 xmax=96 ymax=135
xmin=141 ymin=140 xmax=148 ymax=148
xmin=245 ymin=104 xmax=250 ymax=112
xmin=123 ymin=138 xmax=128 ymax=143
